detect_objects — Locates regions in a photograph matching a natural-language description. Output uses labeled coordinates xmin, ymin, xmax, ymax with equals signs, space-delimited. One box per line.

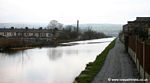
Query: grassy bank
xmin=74 ymin=38 xmax=116 ymax=83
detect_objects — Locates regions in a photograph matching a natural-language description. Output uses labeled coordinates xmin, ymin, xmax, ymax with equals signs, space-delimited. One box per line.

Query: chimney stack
xmin=77 ymin=20 xmax=79 ymax=32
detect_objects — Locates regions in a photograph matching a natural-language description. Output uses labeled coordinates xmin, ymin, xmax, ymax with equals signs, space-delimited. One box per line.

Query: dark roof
xmin=123 ymin=24 xmax=128 ymax=27
xmin=0 ymin=28 xmax=52 ymax=33
xmin=136 ymin=17 xmax=150 ymax=21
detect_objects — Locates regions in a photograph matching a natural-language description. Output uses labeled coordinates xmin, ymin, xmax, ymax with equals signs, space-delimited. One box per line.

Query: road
xmin=92 ymin=38 xmax=141 ymax=83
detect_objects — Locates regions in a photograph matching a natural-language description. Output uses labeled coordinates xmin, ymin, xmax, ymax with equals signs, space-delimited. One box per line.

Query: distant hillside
xmin=72 ymin=24 xmax=123 ymax=37
xmin=0 ymin=23 xmax=122 ymax=37
xmin=0 ymin=23 xmax=47 ymax=28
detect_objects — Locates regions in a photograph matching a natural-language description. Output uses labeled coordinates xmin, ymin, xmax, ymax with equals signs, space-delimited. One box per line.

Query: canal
xmin=0 ymin=37 xmax=115 ymax=83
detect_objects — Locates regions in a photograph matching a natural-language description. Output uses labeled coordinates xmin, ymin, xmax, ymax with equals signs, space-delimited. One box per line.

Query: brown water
xmin=0 ymin=38 xmax=114 ymax=83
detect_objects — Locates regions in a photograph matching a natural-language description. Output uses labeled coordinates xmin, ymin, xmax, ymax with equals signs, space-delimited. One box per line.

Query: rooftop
xmin=136 ymin=17 xmax=150 ymax=21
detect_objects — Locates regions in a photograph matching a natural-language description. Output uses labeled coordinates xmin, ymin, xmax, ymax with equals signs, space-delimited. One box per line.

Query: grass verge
xmin=74 ymin=38 xmax=116 ymax=83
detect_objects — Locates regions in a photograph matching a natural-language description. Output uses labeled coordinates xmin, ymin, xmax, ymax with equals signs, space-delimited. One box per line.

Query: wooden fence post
xmin=143 ymin=41 xmax=145 ymax=79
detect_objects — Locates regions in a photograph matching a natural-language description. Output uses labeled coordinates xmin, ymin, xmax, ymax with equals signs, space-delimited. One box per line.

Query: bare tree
xmin=47 ymin=20 xmax=63 ymax=30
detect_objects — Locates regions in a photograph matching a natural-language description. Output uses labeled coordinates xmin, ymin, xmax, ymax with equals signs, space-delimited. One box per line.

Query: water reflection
xmin=47 ymin=48 xmax=63 ymax=60
xmin=0 ymin=37 xmax=115 ymax=83
xmin=65 ymin=48 xmax=79 ymax=55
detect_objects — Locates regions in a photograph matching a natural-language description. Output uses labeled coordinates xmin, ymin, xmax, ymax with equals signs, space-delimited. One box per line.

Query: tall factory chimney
xmin=77 ymin=20 xmax=79 ymax=32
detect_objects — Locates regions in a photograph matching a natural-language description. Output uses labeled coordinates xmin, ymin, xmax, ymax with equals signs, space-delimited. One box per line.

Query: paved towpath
xmin=92 ymin=38 xmax=141 ymax=83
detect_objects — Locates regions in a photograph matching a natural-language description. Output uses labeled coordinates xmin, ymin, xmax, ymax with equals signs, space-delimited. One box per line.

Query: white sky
xmin=0 ymin=0 xmax=150 ymax=24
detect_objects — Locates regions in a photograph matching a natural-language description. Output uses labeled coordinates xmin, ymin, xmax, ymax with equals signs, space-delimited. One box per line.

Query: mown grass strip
xmin=74 ymin=38 xmax=116 ymax=83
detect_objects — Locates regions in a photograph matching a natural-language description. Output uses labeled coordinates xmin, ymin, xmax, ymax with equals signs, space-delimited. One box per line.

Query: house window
xmin=16 ymin=32 xmax=18 ymax=36
xmin=148 ymin=28 xmax=150 ymax=35
xmin=148 ymin=28 xmax=150 ymax=39
xmin=4 ymin=32 xmax=6 ymax=35
xmin=26 ymin=33 xmax=29 ymax=36
xmin=33 ymin=33 xmax=35 ymax=36
xmin=11 ymin=32 xmax=14 ymax=36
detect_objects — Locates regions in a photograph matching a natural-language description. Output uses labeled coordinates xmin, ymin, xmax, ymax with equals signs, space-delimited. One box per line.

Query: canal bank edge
xmin=73 ymin=38 xmax=116 ymax=83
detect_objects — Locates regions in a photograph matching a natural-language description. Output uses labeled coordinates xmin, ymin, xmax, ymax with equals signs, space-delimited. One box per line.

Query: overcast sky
xmin=0 ymin=0 xmax=150 ymax=24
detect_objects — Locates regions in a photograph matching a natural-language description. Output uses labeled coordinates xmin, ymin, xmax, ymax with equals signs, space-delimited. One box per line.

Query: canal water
xmin=0 ymin=37 xmax=115 ymax=83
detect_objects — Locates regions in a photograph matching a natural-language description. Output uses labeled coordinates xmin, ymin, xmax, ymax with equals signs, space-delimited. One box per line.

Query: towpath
xmin=92 ymin=38 xmax=141 ymax=83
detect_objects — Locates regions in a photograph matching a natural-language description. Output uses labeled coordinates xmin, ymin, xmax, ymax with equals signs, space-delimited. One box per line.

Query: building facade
xmin=0 ymin=28 xmax=53 ymax=41
xmin=123 ymin=17 xmax=150 ymax=41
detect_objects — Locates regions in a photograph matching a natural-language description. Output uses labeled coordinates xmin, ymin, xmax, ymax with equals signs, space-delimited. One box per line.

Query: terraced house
xmin=123 ymin=17 xmax=150 ymax=40
xmin=0 ymin=28 xmax=53 ymax=41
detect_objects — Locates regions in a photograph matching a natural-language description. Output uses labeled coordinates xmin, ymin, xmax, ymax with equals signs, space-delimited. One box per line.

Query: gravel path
xmin=92 ymin=38 xmax=141 ymax=83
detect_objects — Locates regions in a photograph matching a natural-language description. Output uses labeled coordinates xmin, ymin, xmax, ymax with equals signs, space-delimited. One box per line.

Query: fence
xmin=128 ymin=36 xmax=150 ymax=81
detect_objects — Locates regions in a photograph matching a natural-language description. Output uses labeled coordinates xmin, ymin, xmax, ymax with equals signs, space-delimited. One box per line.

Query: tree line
xmin=47 ymin=20 xmax=108 ymax=42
